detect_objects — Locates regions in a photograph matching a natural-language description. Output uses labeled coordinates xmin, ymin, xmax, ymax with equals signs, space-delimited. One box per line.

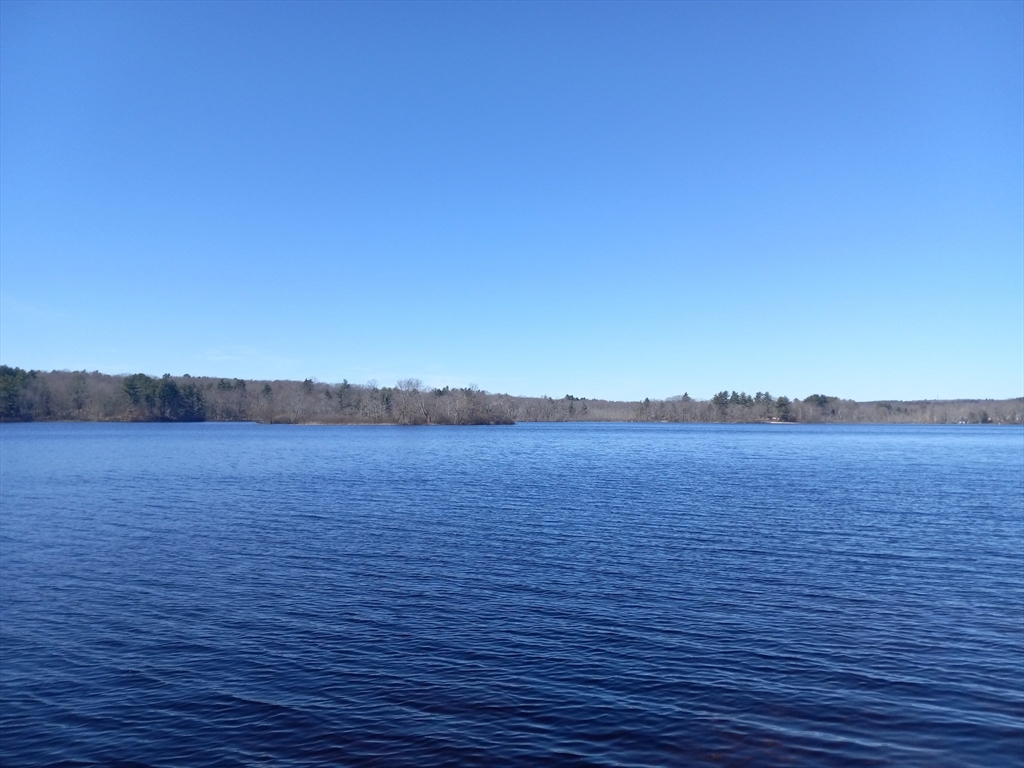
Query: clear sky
xmin=1 ymin=0 xmax=1021 ymax=402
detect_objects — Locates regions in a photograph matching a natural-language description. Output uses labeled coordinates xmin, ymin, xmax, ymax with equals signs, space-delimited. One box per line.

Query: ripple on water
xmin=1 ymin=422 xmax=1022 ymax=767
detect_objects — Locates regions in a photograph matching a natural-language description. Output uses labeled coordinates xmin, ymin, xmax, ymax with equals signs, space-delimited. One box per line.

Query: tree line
xmin=1 ymin=366 xmax=1020 ymax=425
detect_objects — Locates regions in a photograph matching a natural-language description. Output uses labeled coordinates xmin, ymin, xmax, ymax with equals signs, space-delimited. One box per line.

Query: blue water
xmin=1 ymin=422 xmax=1021 ymax=766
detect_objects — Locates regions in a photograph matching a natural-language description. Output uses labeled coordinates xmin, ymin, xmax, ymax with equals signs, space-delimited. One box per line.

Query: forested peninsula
xmin=0 ymin=366 xmax=1020 ymax=426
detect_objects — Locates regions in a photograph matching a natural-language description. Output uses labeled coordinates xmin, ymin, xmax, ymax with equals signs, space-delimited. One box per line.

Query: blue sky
xmin=2 ymin=0 xmax=1021 ymax=401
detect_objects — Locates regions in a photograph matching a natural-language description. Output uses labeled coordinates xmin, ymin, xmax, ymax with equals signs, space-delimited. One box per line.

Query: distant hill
xmin=1 ymin=366 xmax=1021 ymax=425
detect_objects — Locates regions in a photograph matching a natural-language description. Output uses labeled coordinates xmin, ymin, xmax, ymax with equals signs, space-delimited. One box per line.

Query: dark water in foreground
xmin=1 ymin=422 xmax=1021 ymax=767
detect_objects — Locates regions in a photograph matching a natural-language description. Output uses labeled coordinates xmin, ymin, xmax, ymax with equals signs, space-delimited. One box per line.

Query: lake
xmin=1 ymin=422 xmax=1021 ymax=766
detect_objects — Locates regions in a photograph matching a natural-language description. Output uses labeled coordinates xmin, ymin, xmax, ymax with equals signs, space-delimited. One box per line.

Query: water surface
xmin=1 ymin=422 xmax=1022 ymax=766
